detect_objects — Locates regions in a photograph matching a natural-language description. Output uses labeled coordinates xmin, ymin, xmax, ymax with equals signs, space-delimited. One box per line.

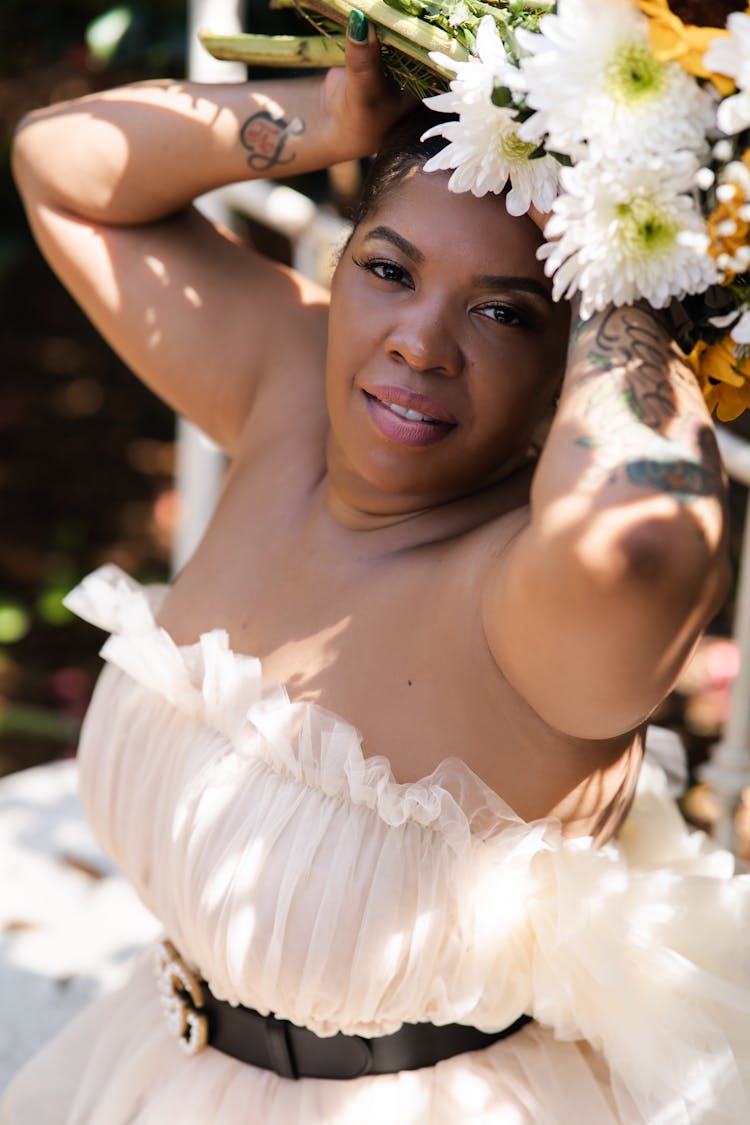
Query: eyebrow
xmin=474 ymin=275 xmax=554 ymax=305
xmin=363 ymin=225 xmax=424 ymax=264
xmin=362 ymin=225 xmax=554 ymax=305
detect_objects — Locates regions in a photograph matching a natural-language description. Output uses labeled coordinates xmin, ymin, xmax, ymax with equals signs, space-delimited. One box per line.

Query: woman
xmin=4 ymin=14 xmax=746 ymax=1123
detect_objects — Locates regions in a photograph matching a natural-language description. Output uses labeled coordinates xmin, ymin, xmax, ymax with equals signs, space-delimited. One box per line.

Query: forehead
xmin=356 ymin=169 xmax=548 ymax=283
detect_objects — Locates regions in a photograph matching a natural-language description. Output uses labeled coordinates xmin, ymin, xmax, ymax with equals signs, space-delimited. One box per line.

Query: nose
xmin=385 ymin=295 xmax=463 ymax=378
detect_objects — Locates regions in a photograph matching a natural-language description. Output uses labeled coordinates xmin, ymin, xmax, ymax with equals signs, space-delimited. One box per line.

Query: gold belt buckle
xmin=154 ymin=939 xmax=209 ymax=1056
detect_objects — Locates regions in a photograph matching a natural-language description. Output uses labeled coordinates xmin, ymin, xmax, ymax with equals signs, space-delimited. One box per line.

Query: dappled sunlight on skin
xmin=570 ymin=756 xmax=648 ymax=839
xmin=266 ymin=615 xmax=353 ymax=703
xmin=144 ymin=255 xmax=167 ymax=284
xmin=144 ymin=305 xmax=161 ymax=350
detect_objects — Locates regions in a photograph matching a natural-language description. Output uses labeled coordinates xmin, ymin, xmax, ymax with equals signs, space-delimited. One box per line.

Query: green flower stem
xmin=199 ymin=30 xmax=347 ymax=67
xmin=299 ymin=0 xmax=469 ymax=61
xmin=201 ymin=10 xmax=459 ymax=80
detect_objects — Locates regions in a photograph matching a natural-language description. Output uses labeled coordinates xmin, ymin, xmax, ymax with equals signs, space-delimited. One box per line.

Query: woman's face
xmin=326 ymin=168 xmax=569 ymax=509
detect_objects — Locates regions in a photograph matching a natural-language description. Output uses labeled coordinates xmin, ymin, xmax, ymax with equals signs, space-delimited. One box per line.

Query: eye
xmin=352 ymin=256 xmax=413 ymax=287
xmin=475 ymin=303 xmax=526 ymax=328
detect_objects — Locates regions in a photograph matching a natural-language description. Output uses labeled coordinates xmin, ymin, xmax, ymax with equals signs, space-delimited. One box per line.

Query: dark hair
xmin=351 ymin=104 xmax=453 ymax=228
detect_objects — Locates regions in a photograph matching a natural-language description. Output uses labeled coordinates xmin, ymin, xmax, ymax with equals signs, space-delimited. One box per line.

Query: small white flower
xmin=539 ymin=154 xmax=719 ymax=317
xmin=423 ymin=16 xmax=559 ymax=214
xmin=516 ymin=0 xmax=714 ymax=159
xmin=705 ymin=13 xmax=750 ymax=134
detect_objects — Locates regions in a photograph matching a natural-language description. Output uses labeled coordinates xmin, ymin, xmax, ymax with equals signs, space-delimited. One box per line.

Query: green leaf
xmin=491 ymin=85 xmax=514 ymax=108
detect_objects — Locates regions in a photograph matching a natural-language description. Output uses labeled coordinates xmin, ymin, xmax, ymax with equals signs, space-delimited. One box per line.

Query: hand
xmin=527 ymin=204 xmax=553 ymax=238
xmin=321 ymin=11 xmax=417 ymax=161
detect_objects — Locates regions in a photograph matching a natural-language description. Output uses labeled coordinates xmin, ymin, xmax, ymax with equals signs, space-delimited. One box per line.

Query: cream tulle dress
xmin=2 ymin=565 xmax=750 ymax=1124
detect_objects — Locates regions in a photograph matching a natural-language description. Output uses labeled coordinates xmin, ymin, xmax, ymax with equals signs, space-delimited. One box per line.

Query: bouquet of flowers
xmin=200 ymin=1 xmax=750 ymax=421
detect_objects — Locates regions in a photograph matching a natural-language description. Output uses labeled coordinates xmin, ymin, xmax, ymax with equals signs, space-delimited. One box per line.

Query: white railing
xmin=183 ymin=0 xmax=750 ymax=855
xmin=173 ymin=0 xmax=246 ymax=573
xmin=699 ymin=429 xmax=750 ymax=853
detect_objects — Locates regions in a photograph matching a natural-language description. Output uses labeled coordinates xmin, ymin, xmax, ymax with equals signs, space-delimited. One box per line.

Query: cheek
xmin=470 ymin=339 xmax=561 ymax=438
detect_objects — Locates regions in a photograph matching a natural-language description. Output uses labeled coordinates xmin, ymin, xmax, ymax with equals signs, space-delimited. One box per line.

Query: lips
xmin=362 ymin=385 xmax=457 ymax=447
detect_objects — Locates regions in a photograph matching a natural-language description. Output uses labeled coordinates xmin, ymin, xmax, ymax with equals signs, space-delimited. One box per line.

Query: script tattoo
xmin=571 ymin=307 xmax=722 ymax=504
xmin=240 ymin=110 xmax=305 ymax=172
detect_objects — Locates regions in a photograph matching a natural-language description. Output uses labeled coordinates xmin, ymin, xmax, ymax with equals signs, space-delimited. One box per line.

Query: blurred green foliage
xmin=0 ymin=2 xmax=187 ymax=267
xmin=0 ymin=3 xmax=186 ymax=769
xmin=0 ymin=1 xmax=187 ymax=76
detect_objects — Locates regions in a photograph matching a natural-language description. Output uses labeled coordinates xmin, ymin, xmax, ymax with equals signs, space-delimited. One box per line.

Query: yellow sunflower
xmin=688 ymin=334 xmax=750 ymax=420
xmin=637 ymin=0 xmax=734 ymax=93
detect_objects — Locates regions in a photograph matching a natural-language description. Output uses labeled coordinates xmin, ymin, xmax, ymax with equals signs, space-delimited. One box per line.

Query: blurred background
xmin=1 ymin=0 xmax=749 ymax=846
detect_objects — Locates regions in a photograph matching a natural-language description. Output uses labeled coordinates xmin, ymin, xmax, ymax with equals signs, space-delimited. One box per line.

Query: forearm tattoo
xmin=240 ymin=110 xmax=305 ymax=172
xmin=570 ymin=307 xmax=723 ymax=504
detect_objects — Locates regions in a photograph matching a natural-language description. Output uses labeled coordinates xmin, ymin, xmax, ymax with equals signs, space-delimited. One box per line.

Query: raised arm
xmin=11 ymin=25 xmax=409 ymax=452
xmin=482 ymin=302 xmax=730 ymax=740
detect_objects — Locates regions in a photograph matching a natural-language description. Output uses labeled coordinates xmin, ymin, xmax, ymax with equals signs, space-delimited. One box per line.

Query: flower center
xmin=615 ymin=197 xmax=678 ymax=255
xmin=605 ymin=41 xmax=666 ymax=105
xmin=497 ymin=127 xmax=537 ymax=163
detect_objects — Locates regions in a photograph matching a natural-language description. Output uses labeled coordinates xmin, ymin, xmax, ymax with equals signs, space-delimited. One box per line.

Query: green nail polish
xmin=348 ymin=8 xmax=368 ymax=42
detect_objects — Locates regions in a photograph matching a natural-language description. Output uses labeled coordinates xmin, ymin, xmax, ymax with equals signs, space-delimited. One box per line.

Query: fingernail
xmin=348 ymin=8 xmax=368 ymax=42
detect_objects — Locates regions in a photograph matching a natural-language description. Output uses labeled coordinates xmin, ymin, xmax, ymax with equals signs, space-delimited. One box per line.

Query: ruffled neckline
xmin=65 ymin=565 xmax=552 ymax=846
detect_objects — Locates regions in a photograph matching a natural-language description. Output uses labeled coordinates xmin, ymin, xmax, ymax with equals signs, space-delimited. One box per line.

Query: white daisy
xmin=704 ymin=13 xmax=750 ymax=134
xmin=422 ymin=16 xmax=560 ymax=215
xmin=516 ymin=0 xmax=714 ymax=160
xmin=539 ymin=154 xmax=719 ymax=317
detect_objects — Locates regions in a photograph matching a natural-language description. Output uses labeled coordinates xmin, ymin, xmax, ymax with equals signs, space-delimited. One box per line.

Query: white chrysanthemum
xmin=427 ymin=16 xmax=522 ymax=106
xmin=539 ymin=155 xmax=719 ymax=317
xmin=516 ymin=0 xmax=715 ymax=159
xmin=422 ymin=17 xmax=559 ymax=215
xmin=705 ymin=13 xmax=750 ymax=134
xmin=422 ymin=104 xmax=561 ymax=214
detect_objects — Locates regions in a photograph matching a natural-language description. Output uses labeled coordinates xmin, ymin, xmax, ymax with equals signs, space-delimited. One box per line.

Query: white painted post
xmin=172 ymin=0 xmax=246 ymax=575
xmin=698 ymin=426 xmax=750 ymax=855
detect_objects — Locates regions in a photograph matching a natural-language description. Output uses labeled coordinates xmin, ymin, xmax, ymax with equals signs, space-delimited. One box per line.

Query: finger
xmin=344 ymin=10 xmax=391 ymax=102
xmin=527 ymin=204 xmax=552 ymax=236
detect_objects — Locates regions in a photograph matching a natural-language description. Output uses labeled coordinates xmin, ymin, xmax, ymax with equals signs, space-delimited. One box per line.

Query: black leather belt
xmin=154 ymin=939 xmax=532 ymax=1079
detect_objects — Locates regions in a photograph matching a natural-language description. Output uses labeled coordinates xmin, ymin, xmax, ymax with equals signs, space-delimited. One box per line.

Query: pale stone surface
xmin=0 ymin=760 xmax=160 ymax=1093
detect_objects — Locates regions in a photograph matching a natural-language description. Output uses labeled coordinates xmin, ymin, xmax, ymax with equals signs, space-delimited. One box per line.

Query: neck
xmin=324 ymin=433 xmax=536 ymax=537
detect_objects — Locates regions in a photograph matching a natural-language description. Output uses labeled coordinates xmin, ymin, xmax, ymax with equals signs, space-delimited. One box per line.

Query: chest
xmin=160 ymin=516 xmax=486 ymax=754
xmin=156 ymin=461 xmax=638 ymax=829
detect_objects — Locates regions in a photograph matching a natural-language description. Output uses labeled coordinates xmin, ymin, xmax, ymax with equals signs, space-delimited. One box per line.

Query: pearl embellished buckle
xmin=154 ymin=939 xmax=209 ymax=1056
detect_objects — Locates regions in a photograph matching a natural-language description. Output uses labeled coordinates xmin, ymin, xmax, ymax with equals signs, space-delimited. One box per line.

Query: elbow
xmin=11 ymin=110 xmax=43 ymax=202
xmin=618 ymin=519 xmax=680 ymax=582
xmin=615 ymin=511 xmax=730 ymax=615
xmin=573 ymin=501 xmax=728 ymax=604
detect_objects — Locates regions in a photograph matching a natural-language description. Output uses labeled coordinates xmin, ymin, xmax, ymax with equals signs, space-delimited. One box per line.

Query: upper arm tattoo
xmin=570 ymin=307 xmax=723 ymax=504
xmin=240 ymin=110 xmax=305 ymax=172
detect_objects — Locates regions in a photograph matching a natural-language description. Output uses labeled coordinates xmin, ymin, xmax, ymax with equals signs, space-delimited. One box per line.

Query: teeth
xmin=384 ymin=401 xmax=435 ymax=423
